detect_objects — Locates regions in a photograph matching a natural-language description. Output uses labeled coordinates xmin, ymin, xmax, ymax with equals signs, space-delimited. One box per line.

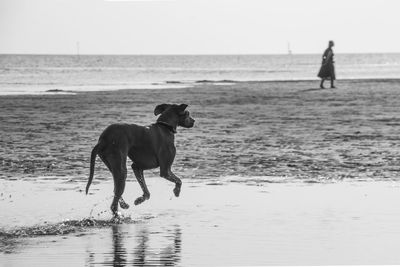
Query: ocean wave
xmin=0 ymin=83 xmax=194 ymax=95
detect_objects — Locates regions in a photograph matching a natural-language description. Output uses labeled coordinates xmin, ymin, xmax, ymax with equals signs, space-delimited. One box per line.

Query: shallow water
xmin=2 ymin=179 xmax=400 ymax=266
xmin=2 ymin=54 xmax=400 ymax=94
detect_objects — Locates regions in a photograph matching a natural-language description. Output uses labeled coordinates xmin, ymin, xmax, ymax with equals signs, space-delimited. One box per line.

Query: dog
xmin=86 ymin=103 xmax=195 ymax=216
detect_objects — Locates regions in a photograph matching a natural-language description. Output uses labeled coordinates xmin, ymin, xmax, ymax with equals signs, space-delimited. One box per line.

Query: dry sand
xmin=1 ymin=79 xmax=400 ymax=266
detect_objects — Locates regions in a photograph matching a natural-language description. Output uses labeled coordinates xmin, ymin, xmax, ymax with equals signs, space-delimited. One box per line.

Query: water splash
xmin=0 ymin=215 xmax=153 ymax=240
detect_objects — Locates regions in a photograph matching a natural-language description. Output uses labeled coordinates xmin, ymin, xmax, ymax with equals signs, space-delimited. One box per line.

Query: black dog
xmin=86 ymin=103 xmax=195 ymax=215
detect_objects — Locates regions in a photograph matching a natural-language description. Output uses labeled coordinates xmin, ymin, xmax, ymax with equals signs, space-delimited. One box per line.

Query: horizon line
xmin=1 ymin=52 xmax=400 ymax=56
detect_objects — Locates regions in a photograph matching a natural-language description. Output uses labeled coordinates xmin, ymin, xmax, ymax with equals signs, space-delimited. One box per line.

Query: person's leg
xmin=320 ymin=79 xmax=325 ymax=89
xmin=330 ymin=65 xmax=336 ymax=88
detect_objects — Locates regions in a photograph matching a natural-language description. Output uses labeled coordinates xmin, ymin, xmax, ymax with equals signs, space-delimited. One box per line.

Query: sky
xmin=0 ymin=0 xmax=400 ymax=55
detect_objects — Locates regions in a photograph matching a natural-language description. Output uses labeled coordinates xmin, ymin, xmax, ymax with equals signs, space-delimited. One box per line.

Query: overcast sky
xmin=1 ymin=0 xmax=399 ymax=55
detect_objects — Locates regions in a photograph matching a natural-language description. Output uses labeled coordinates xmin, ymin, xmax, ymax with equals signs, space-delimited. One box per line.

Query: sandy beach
xmin=2 ymin=79 xmax=400 ymax=266
xmin=1 ymin=79 xmax=400 ymax=182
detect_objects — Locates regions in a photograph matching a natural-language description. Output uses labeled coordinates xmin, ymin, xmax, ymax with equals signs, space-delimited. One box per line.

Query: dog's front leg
xmin=160 ymin=169 xmax=182 ymax=197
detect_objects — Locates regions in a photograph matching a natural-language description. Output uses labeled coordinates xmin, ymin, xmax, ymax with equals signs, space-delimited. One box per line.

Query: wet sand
xmin=1 ymin=79 xmax=400 ymax=182
xmin=2 ymin=179 xmax=400 ymax=266
xmin=2 ymin=79 xmax=400 ymax=265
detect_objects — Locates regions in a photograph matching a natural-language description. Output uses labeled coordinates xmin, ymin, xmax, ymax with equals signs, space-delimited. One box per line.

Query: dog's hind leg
xmin=99 ymin=153 xmax=112 ymax=172
xmin=111 ymin=166 xmax=127 ymax=215
xmin=118 ymin=197 xmax=130 ymax=210
xmin=99 ymin=153 xmax=129 ymax=210
xmin=106 ymin=152 xmax=128 ymax=216
xmin=131 ymin=163 xmax=150 ymax=205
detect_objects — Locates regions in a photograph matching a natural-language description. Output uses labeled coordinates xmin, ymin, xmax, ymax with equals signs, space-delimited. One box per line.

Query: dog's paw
xmin=173 ymin=186 xmax=181 ymax=197
xmin=111 ymin=213 xmax=122 ymax=222
xmin=134 ymin=196 xmax=145 ymax=206
xmin=119 ymin=200 xmax=130 ymax=210
xmin=111 ymin=205 xmax=119 ymax=217
xmin=134 ymin=194 xmax=150 ymax=205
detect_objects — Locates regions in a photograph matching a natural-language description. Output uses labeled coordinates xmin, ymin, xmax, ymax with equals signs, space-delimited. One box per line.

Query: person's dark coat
xmin=318 ymin=48 xmax=335 ymax=80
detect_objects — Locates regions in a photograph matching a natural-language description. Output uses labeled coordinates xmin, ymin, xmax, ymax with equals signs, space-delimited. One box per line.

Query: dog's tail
xmin=86 ymin=143 xmax=101 ymax=195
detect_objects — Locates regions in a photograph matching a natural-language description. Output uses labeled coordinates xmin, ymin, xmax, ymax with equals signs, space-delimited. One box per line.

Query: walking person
xmin=318 ymin=40 xmax=336 ymax=88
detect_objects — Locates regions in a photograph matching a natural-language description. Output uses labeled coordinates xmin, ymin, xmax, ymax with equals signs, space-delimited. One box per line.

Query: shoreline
xmin=1 ymin=77 xmax=400 ymax=96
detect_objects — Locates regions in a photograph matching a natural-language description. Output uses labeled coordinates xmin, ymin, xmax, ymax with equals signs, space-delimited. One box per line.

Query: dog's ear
xmin=154 ymin=104 xmax=170 ymax=116
xmin=178 ymin=104 xmax=188 ymax=111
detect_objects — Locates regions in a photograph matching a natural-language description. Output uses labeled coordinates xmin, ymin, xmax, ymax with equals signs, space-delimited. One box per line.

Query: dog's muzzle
xmin=185 ymin=117 xmax=195 ymax=128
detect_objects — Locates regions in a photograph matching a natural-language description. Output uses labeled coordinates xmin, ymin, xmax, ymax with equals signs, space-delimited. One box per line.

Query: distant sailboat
xmin=286 ymin=42 xmax=293 ymax=70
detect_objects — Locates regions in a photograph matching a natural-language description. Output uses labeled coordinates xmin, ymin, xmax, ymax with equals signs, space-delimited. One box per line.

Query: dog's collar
xmin=156 ymin=121 xmax=177 ymax=134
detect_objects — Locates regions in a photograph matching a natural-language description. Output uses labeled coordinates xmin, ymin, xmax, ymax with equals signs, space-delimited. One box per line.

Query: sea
xmin=1 ymin=53 xmax=400 ymax=95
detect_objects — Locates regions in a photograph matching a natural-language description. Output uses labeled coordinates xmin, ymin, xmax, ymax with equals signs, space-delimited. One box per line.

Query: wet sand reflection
xmin=92 ymin=224 xmax=182 ymax=266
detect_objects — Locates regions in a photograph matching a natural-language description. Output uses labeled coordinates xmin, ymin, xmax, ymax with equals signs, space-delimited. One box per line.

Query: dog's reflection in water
xmin=133 ymin=225 xmax=182 ymax=266
xmin=112 ymin=225 xmax=128 ymax=267
xmin=159 ymin=227 xmax=182 ymax=265
xmin=96 ymin=224 xmax=182 ymax=266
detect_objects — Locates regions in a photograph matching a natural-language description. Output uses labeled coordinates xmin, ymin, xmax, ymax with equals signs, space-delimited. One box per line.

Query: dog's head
xmin=154 ymin=103 xmax=195 ymax=131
